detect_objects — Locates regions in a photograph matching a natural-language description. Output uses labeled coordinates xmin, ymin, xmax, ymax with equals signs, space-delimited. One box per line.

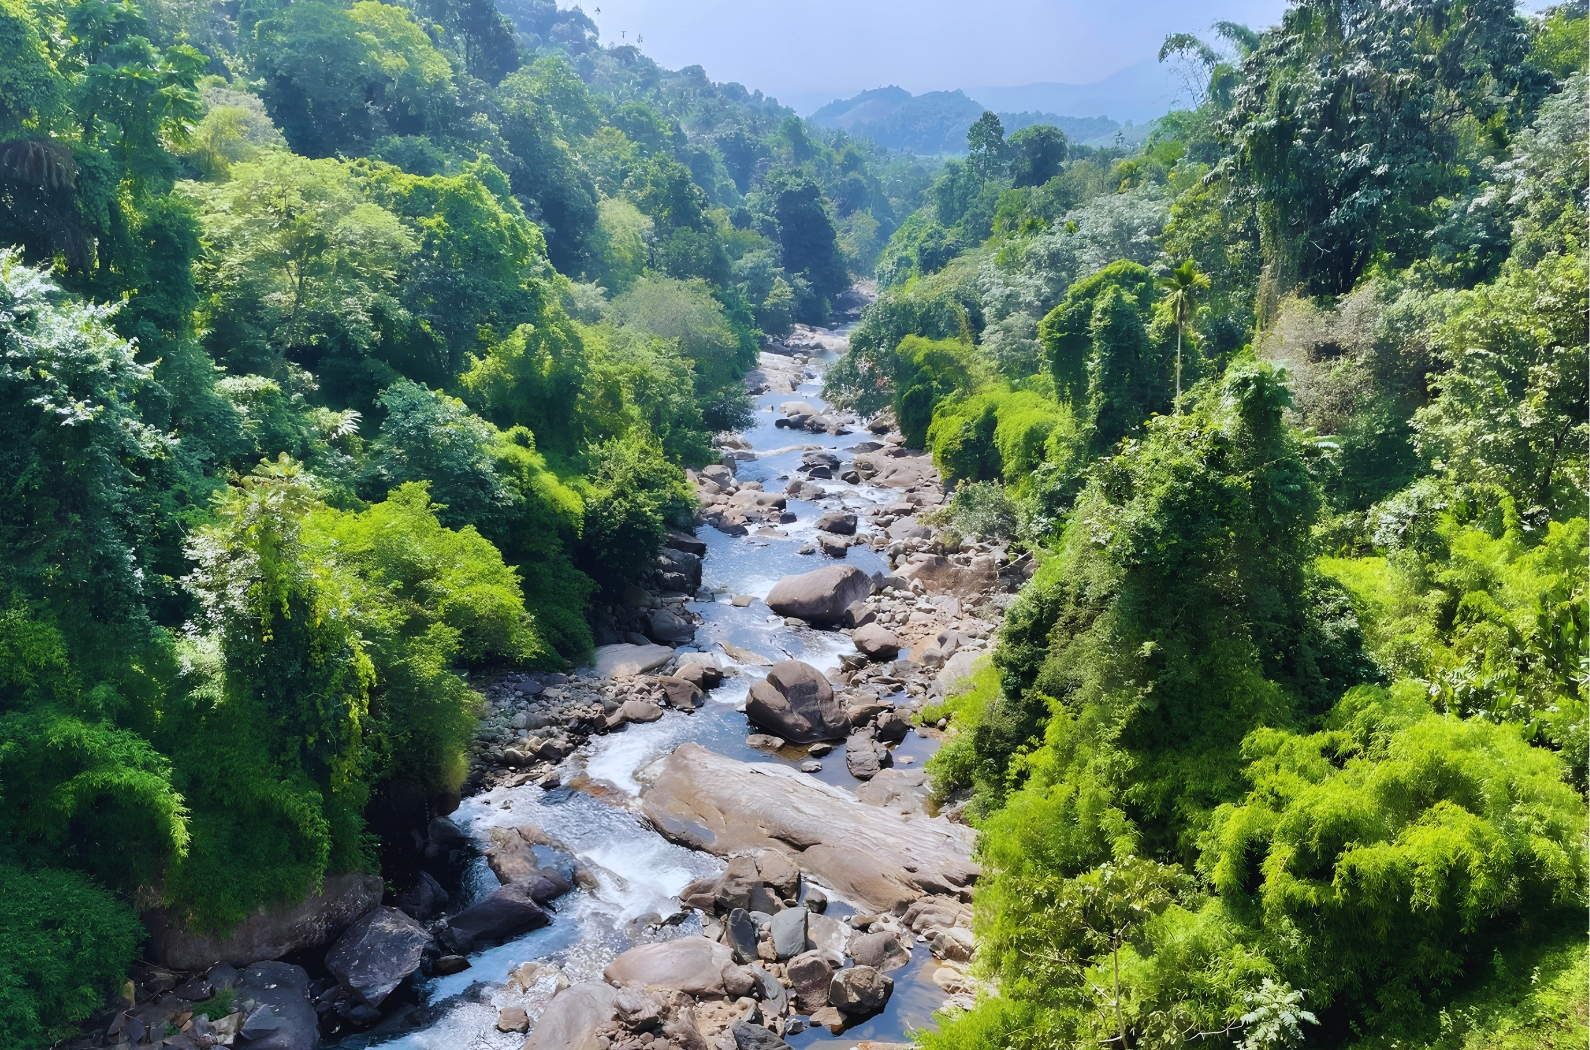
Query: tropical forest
xmin=0 ymin=1 xmax=1584 ymax=1050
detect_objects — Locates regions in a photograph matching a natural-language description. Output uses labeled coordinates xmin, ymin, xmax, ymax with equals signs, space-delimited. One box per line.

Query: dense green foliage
xmin=0 ymin=0 xmax=930 ymax=1038
xmin=824 ymin=3 xmax=1588 ymax=1048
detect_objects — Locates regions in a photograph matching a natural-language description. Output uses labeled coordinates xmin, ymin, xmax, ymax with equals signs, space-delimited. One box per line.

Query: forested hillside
xmin=823 ymin=1 xmax=1590 ymax=1047
xmin=0 ymin=0 xmax=929 ymax=1038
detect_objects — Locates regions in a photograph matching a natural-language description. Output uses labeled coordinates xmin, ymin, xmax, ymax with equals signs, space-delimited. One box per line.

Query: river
xmin=353 ymin=322 xmax=955 ymax=1050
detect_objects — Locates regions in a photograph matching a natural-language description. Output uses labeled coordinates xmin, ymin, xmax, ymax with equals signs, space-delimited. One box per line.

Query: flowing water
xmin=356 ymin=328 xmax=948 ymax=1050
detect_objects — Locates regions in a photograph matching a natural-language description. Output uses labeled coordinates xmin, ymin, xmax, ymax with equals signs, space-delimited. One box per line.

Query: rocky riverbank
xmin=70 ymin=311 xmax=1026 ymax=1050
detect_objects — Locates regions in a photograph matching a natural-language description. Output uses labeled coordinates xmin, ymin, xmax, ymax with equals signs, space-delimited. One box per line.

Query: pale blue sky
xmin=581 ymin=0 xmax=1293 ymax=112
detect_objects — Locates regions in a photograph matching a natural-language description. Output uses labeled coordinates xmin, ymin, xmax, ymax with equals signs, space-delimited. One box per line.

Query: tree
xmin=1157 ymin=259 xmax=1210 ymax=413
xmin=966 ymin=110 xmax=1009 ymax=182
xmin=1008 ymin=124 xmax=1068 ymax=188
xmin=1086 ymin=285 xmax=1166 ymax=451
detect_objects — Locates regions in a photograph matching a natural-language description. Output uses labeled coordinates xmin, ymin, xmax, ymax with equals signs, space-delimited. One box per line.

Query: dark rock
xmin=324 ymin=906 xmax=430 ymax=1007
xmin=842 ymin=601 xmax=875 ymax=629
xmin=730 ymin=1019 xmax=793 ymax=1050
xmin=748 ymin=964 xmax=787 ymax=1014
xmin=441 ymin=884 xmax=550 ymax=953
xmin=648 ymin=607 xmax=696 ymax=644
xmin=815 ymin=511 xmax=857 ymax=535
xmin=845 ymin=733 xmax=884 ymax=780
xmin=206 ymin=962 xmax=240 ymax=992
xmin=151 ymin=873 xmax=383 ymax=971
xmin=394 ymin=870 xmax=450 ymax=920
xmin=726 ymin=908 xmax=759 ymax=964
xmin=748 ymin=881 xmax=781 ymax=915
xmin=431 ymin=955 xmax=470 ymax=976
xmin=235 ymin=962 xmax=317 ymax=1050
xmin=875 ymin=711 xmax=910 ymax=743
xmin=427 ymin=817 xmax=469 ymax=849
xmin=817 ymin=534 xmax=849 ymax=558
xmin=665 ymin=531 xmax=708 ymax=556
xmin=174 ymin=976 xmax=213 ymax=1000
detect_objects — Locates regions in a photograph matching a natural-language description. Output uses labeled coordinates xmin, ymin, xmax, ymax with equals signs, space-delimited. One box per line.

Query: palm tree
xmin=1157 ymin=259 xmax=1210 ymax=414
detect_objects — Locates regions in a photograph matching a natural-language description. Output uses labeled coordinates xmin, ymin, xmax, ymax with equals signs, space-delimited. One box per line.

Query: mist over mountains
xmin=808 ymin=59 xmax=1177 ymax=155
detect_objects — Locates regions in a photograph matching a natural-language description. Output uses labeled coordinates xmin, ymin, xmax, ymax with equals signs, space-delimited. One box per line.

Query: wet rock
xmin=323 ymin=906 xmax=430 ymax=1007
xmin=746 ymin=733 xmax=786 ymax=751
xmin=815 ymin=511 xmax=857 ymax=535
xmin=655 ymin=676 xmax=704 ymax=709
xmin=665 ymin=531 xmax=708 ymax=556
xmin=497 ymin=1006 xmax=530 ymax=1033
xmin=764 ymin=565 xmax=874 ymax=624
xmin=234 ymin=961 xmax=317 ymax=1050
xmin=875 ymin=711 xmax=910 ymax=743
xmin=744 ymin=660 xmax=848 ymax=744
xmin=786 ymin=951 xmax=835 ymax=1011
xmin=395 ymin=870 xmax=450 ymax=921
xmin=850 ymin=624 xmax=902 ymax=661
xmin=431 ymin=955 xmax=469 ymax=976
xmin=817 ymin=534 xmax=849 ymax=558
xmin=830 ymin=966 xmax=893 ymax=1016
xmin=174 ymin=975 xmax=213 ymax=1000
xmin=849 ymin=931 xmax=912 ymax=972
xmin=440 ymin=883 xmax=550 ymax=954
xmin=648 ymin=608 xmax=696 ymax=644
xmin=603 ymin=937 xmax=734 ymax=998
xmin=618 ymin=699 xmax=665 ymax=724
xmin=807 ymin=1005 xmax=845 ymax=1031
xmin=522 ymin=982 xmax=619 ymax=1050
xmin=673 ymin=662 xmax=722 ymax=691
xmin=594 ymin=643 xmax=676 ymax=678
xmin=769 ymin=906 xmax=807 ymax=960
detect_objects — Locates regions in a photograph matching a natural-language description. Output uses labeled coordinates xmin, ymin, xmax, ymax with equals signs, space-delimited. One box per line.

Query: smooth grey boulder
xmin=747 ymin=965 xmax=787 ymax=1015
xmin=441 ymin=883 xmax=549 ymax=954
xmin=849 ymin=930 xmax=912 ymax=972
xmin=150 ymin=873 xmax=382 ymax=970
xmin=522 ymin=982 xmax=619 ymax=1050
xmin=744 ymin=660 xmax=848 ymax=744
xmin=593 ymin=643 xmax=675 ymax=678
xmin=323 ymin=906 xmax=430 ymax=1006
xmin=234 ymin=962 xmax=317 ymax=1050
xmin=726 ymin=908 xmax=760 ymax=965
xmin=764 ymin=565 xmax=873 ymax=624
xmin=647 ymin=607 xmax=696 ymax=644
xmin=769 ymin=906 xmax=807 ymax=960
xmin=602 ymin=936 xmax=733 ymax=998
xmin=850 ymin=623 xmax=902 ymax=661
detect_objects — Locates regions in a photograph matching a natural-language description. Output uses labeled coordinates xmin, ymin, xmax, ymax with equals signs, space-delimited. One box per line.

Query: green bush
xmin=0 ymin=863 xmax=143 ymax=1049
xmin=578 ymin=435 xmax=693 ymax=594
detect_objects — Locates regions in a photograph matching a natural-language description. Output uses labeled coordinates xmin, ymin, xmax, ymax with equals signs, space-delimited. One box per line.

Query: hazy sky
xmin=580 ymin=0 xmax=1293 ymax=111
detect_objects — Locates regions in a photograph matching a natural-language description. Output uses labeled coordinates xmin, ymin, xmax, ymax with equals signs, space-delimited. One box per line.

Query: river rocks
xmin=647 ymin=607 xmax=696 ymax=644
xmin=850 ymin=623 xmax=902 ymax=660
xmin=817 ymin=534 xmax=849 ymax=558
xmin=665 ymin=531 xmax=707 ymax=556
xmin=769 ymin=907 xmax=807 ymax=960
xmin=603 ymin=937 xmax=734 ymax=998
xmin=150 ymin=872 xmax=384 ymax=970
xmin=849 ymin=931 xmax=912 ymax=972
xmin=636 ymin=744 xmax=977 ymax=914
xmin=830 ymin=965 xmax=893 ymax=1016
xmin=786 ymin=951 xmax=835 ymax=1011
xmin=233 ymin=962 xmax=317 ymax=1050
xmin=441 ymin=883 xmax=550 ymax=953
xmin=726 ymin=909 xmax=760 ymax=964
xmin=654 ymin=676 xmax=705 ymax=708
xmin=730 ymin=1018 xmax=793 ymax=1050
xmin=594 ymin=643 xmax=676 ymax=678
xmin=764 ymin=565 xmax=873 ymax=624
xmin=323 ymin=907 xmax=430 ymax=1007
xmin=815 ymin=511 xmax=857 ymax=535
xmin=523 ymin=982 xmax=619 ymax=1050
xmin=895 ymin=552 xmax=997 ymax=600
xmin=744 ymin=660 xmax=848 ymax=743
xmin=845 ymin=729 xmax=890 ymax=780
xmin=617 ymin=698 xmax=666 ymax=724
xmin=755 ymin=850 xmax=801 ymax=896
xmin=931 ymin=926 xmax=976 ymax=962
xmin=496 ymin=1006 xmax=530 ymax=1033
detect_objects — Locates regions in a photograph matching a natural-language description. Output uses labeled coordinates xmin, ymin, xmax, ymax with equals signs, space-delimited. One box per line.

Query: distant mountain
xmin=968 ymin=59 xmax=1180 ymax=127
xmin=810 ymin=87 xmax=1124 ymax=156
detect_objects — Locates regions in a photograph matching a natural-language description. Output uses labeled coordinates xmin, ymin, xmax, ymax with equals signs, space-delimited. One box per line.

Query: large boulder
xmin=636 ymin=744 xmax=978 ymax=914
xmin=814 ymin=511 xmax=857 ymax=535
xmin=896 ymin=553 xmax=997 ymax=600
xmin=323 ymin=907 xmax=430 ymax=1007
xmin=764 ymin=565 xmax=873 ymax=624
xmin=850 ymin=623 xmax=902 ymax=661
xmin=647 ymin=608 xmax=696 ymax=644
xmin=785 ymin=951 xmax=835 ymax=1011
xmin=233 ymin=962 xmax=318 ymax=1050
xmin=729 ymin=1019 xmax=793 ymax=1050
xmin=602 ymin=937 xmax=734 ymax=998
xmin=441 ymin=883 xmax=549 ymax=954
xmin=829 ymin=965 xmax=893 ymax=1016
xmin=149 ymin=873 xmax=382 ymax=970
xmin=769 ymin=907 xmax=807 ymax=960
xmin=744 ymin=661 xmax=847 ymax=743
xmin=849 ymin=930 xmax=912 ymax=972
xmin=593 ymin=643 xmax=675 ymax=678
xmin=522 ymin=982 xmax=619 ymax=1050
